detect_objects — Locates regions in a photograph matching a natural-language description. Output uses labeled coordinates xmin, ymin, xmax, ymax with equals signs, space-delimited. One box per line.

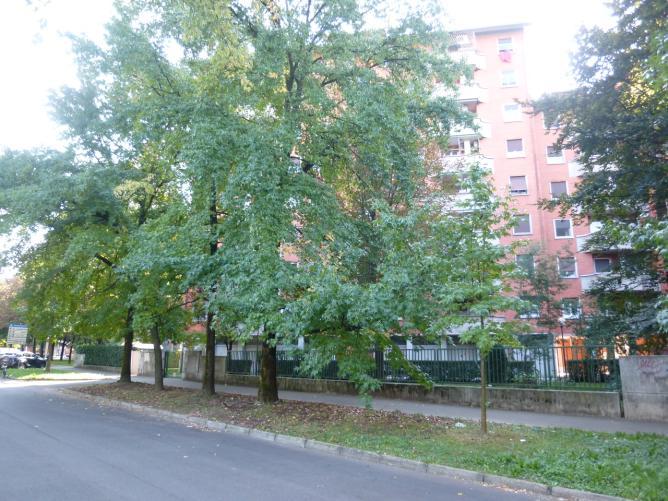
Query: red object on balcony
xmin=499 ymin=51 xmax=512 ymax=63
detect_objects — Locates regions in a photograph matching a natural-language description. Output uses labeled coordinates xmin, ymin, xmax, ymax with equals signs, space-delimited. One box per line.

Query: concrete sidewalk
xmin=129 ymin=375 xmax=668 ymax=436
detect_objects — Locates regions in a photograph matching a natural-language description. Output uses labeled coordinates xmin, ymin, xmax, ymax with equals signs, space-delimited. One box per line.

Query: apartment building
xmin=447 ymin=24 xmax=608 ymax=338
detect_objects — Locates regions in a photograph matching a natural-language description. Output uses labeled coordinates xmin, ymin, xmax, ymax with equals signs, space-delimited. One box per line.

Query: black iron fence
xmin=226 ymin=345 xmax=620 ymax=391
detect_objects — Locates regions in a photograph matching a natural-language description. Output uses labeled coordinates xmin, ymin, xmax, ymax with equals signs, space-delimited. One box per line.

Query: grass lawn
xmin=5 ymin=368 xmax=103 ymax=380
xmin=51 ymin=359 xmax=73 ymax=366
xmin=75 ymin=383 xmax=666 ymax=500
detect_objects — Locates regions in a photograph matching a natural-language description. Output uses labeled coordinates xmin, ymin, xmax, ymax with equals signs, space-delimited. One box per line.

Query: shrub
xmin=76 ymin=344 xmax=123 ymax=367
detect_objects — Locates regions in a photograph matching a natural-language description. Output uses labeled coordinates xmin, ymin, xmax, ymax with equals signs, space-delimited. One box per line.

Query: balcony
xmin=450 ymin=118 xmax=491 ymax=139
xmin=580 ymin=273 xmax=659 ymax=292
xmin=441 ymin=154 xmax=494 ymax=172
xmin=576 ymin=233 xmax=633 ymax=253
xmin=457 ymin=84 xmax=489 ymax=103
xmin=433 ymin=83 xmax=488 ymax=104
xmin=450 ymin=49 xmax=486 ymax=70
xmin=568 ymin=161 xmax=584 ymax=177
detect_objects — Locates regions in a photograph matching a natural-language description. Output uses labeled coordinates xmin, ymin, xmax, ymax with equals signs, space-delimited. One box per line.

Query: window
xmin=498 ymin=37 xmax=513 ymax=52
xmin=546 ymin=145 xmax=565 ymax=164
xmin=558 ymin=257 xmax=577 ymax=278
xmin=506 ymin=138 xmax=524 ymax=157
xmin=447 ymin=138 xmax=478 ymax=156
xmin=561 ymin=298 xmax=581 ymax=319
xmin=594 ymin=258 xmax=612 ymax=273
xmin=447 ymin=139 xmax=466 ymax=156
xmin=509 ymin=175 xmax=528 ymax=195
xmin=519 ymin=295 xmax=540 ymax=319
xmin=550 ymin=181 xmax=568 ymax=199
xmin=503 ymin=103 xmax=522 ymax=122
xmin=516 ymin=254 xmax=534 ymax=275
xmin=554 ymin=219 xmax=573 ymax=238
xmin=501 ymin=69 xmax=517 ymax=87
xmin=513 ymin=214 xmax=532 ymax=235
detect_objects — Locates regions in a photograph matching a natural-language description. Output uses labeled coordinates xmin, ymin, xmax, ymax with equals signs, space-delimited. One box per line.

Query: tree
xmin=0 ymin=277 xmax=23 ymax=343
xmin=534 ymin=0 xmax=667 ymax=338
xmin=513 ymin=247 xmax=568 ymax=340
xmin=156 ymin=0 xmax=469 ymax=403
xmin=433 ymin=165 xmax=527 ymax=433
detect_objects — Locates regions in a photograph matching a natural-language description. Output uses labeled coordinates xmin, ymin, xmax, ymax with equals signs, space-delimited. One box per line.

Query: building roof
xmin=453 ymin=23 xmax=528 ymax=35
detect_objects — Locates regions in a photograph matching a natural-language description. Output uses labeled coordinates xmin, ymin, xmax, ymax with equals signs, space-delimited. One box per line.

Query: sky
xmin=0 ymin=0 xmax=615 ymax=152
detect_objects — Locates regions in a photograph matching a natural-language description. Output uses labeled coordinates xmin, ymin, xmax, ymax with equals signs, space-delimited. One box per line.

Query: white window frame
xmin=594 ymin=257 xmax=612 ymax=274
xmin=497 ymin=37 xmax=513 ymax=53
xmin=503 ymin=103 xmax=522 ymax=122
xmin=506 ymin=138 xmax=525 ymax=158
xmin=501 ymin=69 xmax=517 ymax=87
xmin=561 ymin=298 xmax=581 ymax=319
xmin=557 ymin=256 xmax=578 ymax=279
xmin=553 ymin=219 xmax=573 ymax=239
xmin=550 ymin=181 xmax=568 ymax=199
xmin=513 ymin=214 xmax=532 ymax=236
xmin=509 ymin=175 xmax=528 ymax=196
xmin=546 ymin=145 xmax=565 ymax=164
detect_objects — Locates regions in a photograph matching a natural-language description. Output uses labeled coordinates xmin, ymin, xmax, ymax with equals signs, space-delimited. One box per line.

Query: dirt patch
xmin=75 ymin=382 xmax=455 ymax=432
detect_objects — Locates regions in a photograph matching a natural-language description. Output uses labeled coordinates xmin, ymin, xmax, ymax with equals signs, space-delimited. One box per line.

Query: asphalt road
xmin=0 ymin=382 xmax=540 ymax=501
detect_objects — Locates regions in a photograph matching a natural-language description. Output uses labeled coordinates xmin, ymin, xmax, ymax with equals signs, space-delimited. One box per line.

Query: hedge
xmin=77 ymin=344 xmax=123 ymax=367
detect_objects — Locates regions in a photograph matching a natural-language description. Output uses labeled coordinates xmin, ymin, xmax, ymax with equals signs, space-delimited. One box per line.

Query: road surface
xmin=0 ymin=381 xmax=539 ymax=500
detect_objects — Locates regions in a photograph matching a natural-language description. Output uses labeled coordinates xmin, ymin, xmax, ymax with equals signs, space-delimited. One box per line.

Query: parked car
xmin=0 ymin=353 xmax=20 ymax=369
xmin=18 ymin=352 xmax=47 ymax=368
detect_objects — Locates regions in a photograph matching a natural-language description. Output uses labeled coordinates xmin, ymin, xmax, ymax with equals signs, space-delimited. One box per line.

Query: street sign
xmin=7 ymin=323 xmax=28 ymax=345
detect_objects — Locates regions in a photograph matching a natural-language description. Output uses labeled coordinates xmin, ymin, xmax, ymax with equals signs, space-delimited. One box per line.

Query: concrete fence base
xmin=181 ymin=352 xmax=622 ymax=418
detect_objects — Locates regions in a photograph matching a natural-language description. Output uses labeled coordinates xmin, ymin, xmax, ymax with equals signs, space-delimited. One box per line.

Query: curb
xmin=58 ymin=389 xmax=628 ymax=501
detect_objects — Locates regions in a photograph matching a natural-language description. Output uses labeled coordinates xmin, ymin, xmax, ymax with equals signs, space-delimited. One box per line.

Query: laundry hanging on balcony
xmin=499 ymin=51 xmax=512 ymax=63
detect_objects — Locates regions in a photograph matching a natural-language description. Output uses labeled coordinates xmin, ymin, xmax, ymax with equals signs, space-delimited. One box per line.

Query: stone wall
xmin=619 ymin=355 xmax=668 ymax=422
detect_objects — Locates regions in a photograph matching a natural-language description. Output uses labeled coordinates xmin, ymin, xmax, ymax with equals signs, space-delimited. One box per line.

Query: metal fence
xmin=226 ymin=345 xmax=620 ymax=391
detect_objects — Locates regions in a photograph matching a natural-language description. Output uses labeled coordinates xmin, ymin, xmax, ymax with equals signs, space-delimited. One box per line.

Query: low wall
xmin=183 ymin=351 xmax=226 ymax=384
xmin=620 ymin=355 xmax=668 ymax=422
xmin=206 ymin=371 xmax=622 ymax=418
xmin=81 ymin=364 xmax=121 ymax=374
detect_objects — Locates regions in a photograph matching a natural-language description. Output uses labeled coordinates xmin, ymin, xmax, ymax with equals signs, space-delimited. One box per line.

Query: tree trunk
xmin=480 ymin=352 xmax=488 ymax=434
xmin=39 ymin=342 xmax=45 ymax=357
xmin=151 ymin=324 xmax=164 ymax=391
xmin=119 ymin=309 xmax=134 ymax=383
xmin=258 ymin=333 xmax=278 ymax=403
xmin=45 ymin=340 xmax=55 ymax=373
xmin=202 ymin=180 xmax=219 ymax=396
xmin=59 ymin=338 xmax=66 ymax=360
xmin=32 ymin=338 xmax=37 ymax=354
xmin=68 ymin=336 xmax=75 ymax=363
xmin=202 ymin=311 xmax=216 ymax=396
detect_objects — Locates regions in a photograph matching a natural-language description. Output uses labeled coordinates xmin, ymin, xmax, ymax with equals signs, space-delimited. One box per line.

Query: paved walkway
xmin=128 ymin=375 xmax=668 ymax=436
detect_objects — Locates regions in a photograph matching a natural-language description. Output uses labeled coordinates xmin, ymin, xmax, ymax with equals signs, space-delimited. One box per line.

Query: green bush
xmin=77 ymin=344 xmax=123 ymax=367
xmin=567 ymin=359 xmax=619 ymax=384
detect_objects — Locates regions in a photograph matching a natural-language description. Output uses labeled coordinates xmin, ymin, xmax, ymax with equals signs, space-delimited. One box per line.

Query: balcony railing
xmin=450 ymin=49 xmax=486 ymax=70
xmin=433 ymin=83 xmax=488 ymax=104
xmin=441 ymin=154 xmax=494 ymax=172
xmin=576 ymin=233 xmax=633 ymax=253
xmin=450 ymin=118 xmax=491 ymax=139
xmin=580 ymin=273 xmax=659 ymax=292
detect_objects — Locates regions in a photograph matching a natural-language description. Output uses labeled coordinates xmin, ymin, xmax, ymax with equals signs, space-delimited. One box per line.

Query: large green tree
xmin=535 ymin=0 xmax=667 ymax=339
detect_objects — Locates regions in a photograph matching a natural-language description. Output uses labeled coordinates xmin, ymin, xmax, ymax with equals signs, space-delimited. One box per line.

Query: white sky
xmin=0 ymin=0 xmax=614 ymax=153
